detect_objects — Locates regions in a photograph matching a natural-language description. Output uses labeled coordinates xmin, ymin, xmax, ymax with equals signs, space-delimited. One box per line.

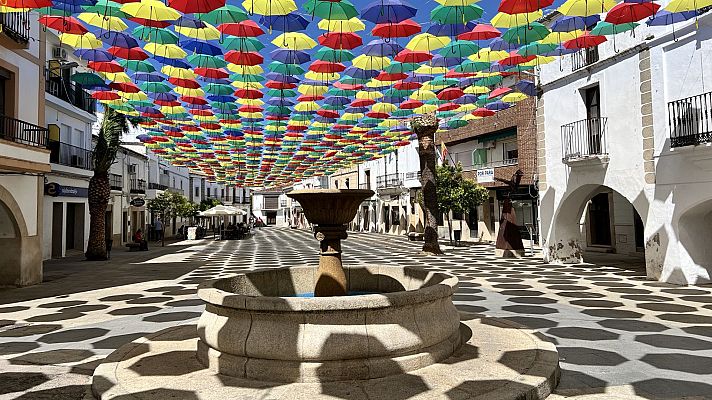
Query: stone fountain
xmin=91 ymin=189 xmax=560 ymax=399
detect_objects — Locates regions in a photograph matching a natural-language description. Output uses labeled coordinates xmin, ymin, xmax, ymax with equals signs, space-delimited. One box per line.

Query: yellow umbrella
xmin=121 ymin=92 xmax=148 ymax=101
xmin=304 ymin=71 xmax=339 ymax=81
xmin=121 ymin=0 xmax=181 ymax=21
xmin=145 ymin=43 xmax=187 ymax=59
xmin=415 ymin=65 xmax=447 ymax=74
xmin=160 ymin=105 xmax=187 ymax=114
xmin=415 ymin=103 xmax=438 ymax=114
xmin=78 ymin=13 xmax=128 ymax=31
xmin=295 ymin=101 xmax=320 ymax=112
xmin=406 ymin=33 xmax=451 ymax=51
xmin=227 ymin=64 xmax=264 ymax=74
xmin=239 ymin=112 xmax=263 ymax=119
xmin=410 ymin=89 xmax=437 ymax=101
xmin=162 ymin=66 xmax=196 ymax=79
xmin=540 ymin=30 xmax=583 ymax=44
xmin=272 ymin=32 xmax=317 ymax=50
xmin=491 ymin=11 xmax=543 ymax=28
xmin=318 ymin=17 xmax=365 ymax=32
xmin=558 ymin=0 xmax=617 ymax=16
xmin=521 ymin=56 xmax=555 ymax=66
xmin=0 ymin=6 xmax=30 ymax=12
xmin=464 ymin=85 xmax=490 ymax=94
xmin=232 ymin=81 xmax=264 ymax=89
xmin=435 ymin=0 xmax=479 ymax=4
xmin=372 ymin=103 xmax=397 ymax=113
xmin=298 ymin=85 xmax=328 ymax=96
xmin=502 ymin=93 xmax=529 ymax=103
xmin=100 ymin=99 xmax=125 ymax=106
xmin=242 ymin=0 xmax=297 ymax=15
xmin=237 ymin=98 xmax=264 ymax=106
xmin=665 ymin=0 xmax=712 ymax=11
xmin=380 ymin=119 xmax=400 ymax=128
xmin=352 ymin=54 xmax=390 ymax=70
xmin=469 ymin=48 xmax=509 ymax=62
xmin=174 ymin=87 xmax=205 ymax=97
xmin=366 ymin=79 xmax=391 ymax=88
xmin=175 ymin=23 xmax=221 ymax=40
xmin=462 ymin=114 xmax=481 ymax=121
xmin=458 ymin=104 xmax=478 ymax=112
xmin=356 ymin=90 xmax=383 ymax=100
xmin=340 ymin=112 xmax=364 ymax=121
xmin=59 ymin=32 xmax=101 ymax=49
xmin=102 ymin=71 xmax=132 ymax=83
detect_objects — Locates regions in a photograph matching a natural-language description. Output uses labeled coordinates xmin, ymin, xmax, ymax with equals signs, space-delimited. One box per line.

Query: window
xmin=221 ymin=188 xmax=225 ymax=199
xmin=365 ymin=170 xmax=371 ymax=189
xmin=472 ymin=149 xmax=488 ymax=167
xmin=345 ymin=178 xmax=350 ymax=189
xmin=0 ymin=70 xmax=8 ymax=116
xmin=335 ymin=180 xmax=339 ymax=189
xmin=195 ymin=187 xmax=199 ymax=197
xmin=503 ymin=141 xmax=518 ymax=161
xmin=172 ymin=177 xmax=176 ymax=187
xmin=391 ymin=206 xmax=400 ymax=225
xmin=180 ymin=180 xmax=183 ymax=189
xmin=207 ymin=188 xmax=211 ymax=197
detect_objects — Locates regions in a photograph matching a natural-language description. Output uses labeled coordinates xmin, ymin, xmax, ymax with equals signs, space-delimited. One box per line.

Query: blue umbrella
xmin=427 ymin=22 xmax=476 ymax=37
xmin=270 ymin=49 xmax=311 ymax=64
xmin=361 ymin=0 xmax=417 ymax=24
xmin=265 ymin=72 xmax=300 ymax=83
xmin=54 ymin=0 xmax=96 ymax=6
xmin=324 ymin=96 xmax=350 ymax=106
xmin=647 ymin=10 xmax=697 ymax=26
xmin=361 ymin=39 xmax=403 ymax=57
xmin=516 ymin=80 xmax=536 ymax=96
xmin=207 ymin=95 xmax=235 ymax=103
xmin=542 ymin=44 xmax=577 ymax=57
xmin=490 ymin=37 xmax=521 ymax=51
xmin=343 ymin=67 xmax=379 ymax=79
xmin=430 ymin=55 xmax=462 ymax=67
xmin=96 ymin=31 xmax=139 ymax=48
xmin=175 ymin=15 xmax=207 ymax=29
xmin=153 ymin=56 xmax=192 ymax=69
xmin=382 ymin=96 xmax=405 ymax=104
xmin=551 ymin=15 xmax=600 ymax=32
xmin=132 ymin=72 xmax=165 ymax=82
xmin=149 ymin=92 xmax=178 ymax=102
xmin=182 ymin=40 xmax=223 ymax=56
xmin=345 ymin=106 xmax=369 ymax=113
xmin=74 ymin=49 xmax=114 ymax=62
xmin=266 ymin=97 xmax=295 ymax=106
xmin=259 ymin=13 xmax=309 ymax=32
xmin=301 ymin=79 xmax=329 ymax=86
xmin=405 ymin=74 xmax=434 ymax=83
xmin=454 ymin=94 xmax=478 ymax=104
xmin=486 ymin=101 xmax=510 ymax=111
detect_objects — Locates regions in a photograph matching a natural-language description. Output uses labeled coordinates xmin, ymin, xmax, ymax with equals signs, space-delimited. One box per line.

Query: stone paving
xmin=0 ymin=228 xmax=711 ymax=399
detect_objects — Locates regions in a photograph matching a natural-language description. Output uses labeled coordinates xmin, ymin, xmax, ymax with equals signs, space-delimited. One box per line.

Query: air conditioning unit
xmin=52 ymin=47 xmax=67 ymax=60
xmin=70 ymin=155 xmax=83 ymax=167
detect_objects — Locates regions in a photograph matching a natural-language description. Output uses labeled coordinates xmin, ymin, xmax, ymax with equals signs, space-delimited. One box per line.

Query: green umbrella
xmin=82 ymin=0 xmax=127 ymax=17
xmin=266 ymin=106 xmax=292 ymax=115
xmin=383 ymin=88 xmax=414 ymax=98
xmin=327 ymin=88 xmax=356 ymax=97
xmin=196 ymin=5 xmax=248 ymax=25
xmin=455 ymin=60 xmax=491 ymax=73
xmin=118 ymin=59 xmax=156 ymax=72
xmin=590 ymin=21 xmax=638 ymax=36
xmin=478 ymin=75 xmax=503 ymax=86
xmin=132 ymin=26 xmax=179 ymax=44
xmin=205 ymin=83 xmax=234 ymax=96
xmin=266 ymin=89 xmax=297 ymax=97
xmin=340 ymin=77 xmax=368 ymax=85
xmin=392 ymin=109 xmax=414 ymax=117
xmin=303 ymin=0 xmax=358 ymax=20
xmin=502 ymin=22 xmax=550 ymax=45
xmin=518 ymin=42 xmax=558 ymax=56
xmin=430 ymin=4 xmax=484 ymax=24
xmin=222 ymin=37 xmax=264 ymax=52
xmin=140 ymin=82 xmax=172 ymax=93
xmin=430 ymin=77 xmax=458 ymax=87
xmin=268 ymin=62 xmax=305 ymax=75
xmin=38 ymin=6 xmax=73 ymax=16
xmin=128 ymin=100 xmax=154 ymax=108
xmin=384 ymin=62 xmax=418 ymax=74
xmin=447 ymin=119 xmax=469 ymax=128
xmin=322 ymin=104 xmax=345 ymax=111
xmin=440 ymin=40 xmax=481 ymax=58
xmin=230 ymin=74 xmax=264 ymax=83
xmin=71 ymin=72 xmax=104 ymax=86
xmin=314 ymin=48 xmax=355 ymax=62
xmin=187 ymin=54 xmax=227 ymax=68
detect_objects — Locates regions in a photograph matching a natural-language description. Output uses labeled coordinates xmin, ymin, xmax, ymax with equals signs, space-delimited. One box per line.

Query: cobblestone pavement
xmin=1 ymin=228 xmax=711 ymax=399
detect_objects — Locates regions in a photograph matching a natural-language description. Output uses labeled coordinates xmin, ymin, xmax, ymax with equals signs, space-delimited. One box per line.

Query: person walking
xmin=154 ymin=217 xmax=164 ymax=243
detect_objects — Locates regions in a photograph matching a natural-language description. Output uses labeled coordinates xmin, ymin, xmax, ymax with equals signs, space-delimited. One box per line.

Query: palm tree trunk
xmin=86 ymin=172 xmax=110 ymax=260
xmin=413 ymin=114 xmax=443 ymax=255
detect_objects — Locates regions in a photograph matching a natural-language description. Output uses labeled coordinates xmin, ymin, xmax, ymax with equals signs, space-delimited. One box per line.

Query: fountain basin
xmin=196 ymin=265 xmax=461 ymax=383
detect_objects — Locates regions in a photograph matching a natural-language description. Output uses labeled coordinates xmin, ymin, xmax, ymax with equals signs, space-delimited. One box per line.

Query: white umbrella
xmin=198 ymin=205 xmax=246 ymax=217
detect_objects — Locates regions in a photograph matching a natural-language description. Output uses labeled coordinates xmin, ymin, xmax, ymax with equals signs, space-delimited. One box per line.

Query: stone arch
xmin=545 ymin=183 xmax=648 ymax=267
xmin=675 ymin=199 xmax=712 ymax=283
xmin=0 ymin=183 xmax=28 ymax=286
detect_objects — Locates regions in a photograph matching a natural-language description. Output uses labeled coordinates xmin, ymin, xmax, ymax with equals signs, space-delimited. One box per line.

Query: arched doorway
xmin=546 ymin=184 xmax=646 ymax=271
xmin=0 ymin=198 xmax=23 ymax=285
xmin=677 ymin=200 xmax=712 ymax=282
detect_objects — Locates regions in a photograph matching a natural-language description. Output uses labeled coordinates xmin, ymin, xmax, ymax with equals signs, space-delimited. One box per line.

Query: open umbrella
xmin=318 ymin=32 xmax=363 ymax=50
xmin=121 ymin=0 xmax=181 ymax=21
xmin=606 ymin=2 xmax=660 ymax=24
xmin=361 ymin=0 xmax=417 ymax=24
xmin=372 ymin=19 xmax=421 ymax=38
xmin=558 ymin=0 xmax=618 ymax=16
xmin=647 ymin=10 xmax=697 ymax=26
xmin=431 ymin=4 xmax=484 ymax=24
xmin=563 ymin=31 xmax=607 ymax=49
xmin=39 ymin=16 xmax=88 ymax=34
xmin=499 ymin=0 xmax=553 ymax=14
xmin=243 ymin=0 xmax=297 ymax=15
xmin=168 ymin=0 xmax=224 ymax=14
xmin=303 ymin=0 xmax=358 ymax=20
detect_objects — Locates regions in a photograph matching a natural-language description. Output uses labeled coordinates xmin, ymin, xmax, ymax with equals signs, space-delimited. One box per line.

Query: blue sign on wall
xmin=45 ymin=183 xmax=88 ymax=198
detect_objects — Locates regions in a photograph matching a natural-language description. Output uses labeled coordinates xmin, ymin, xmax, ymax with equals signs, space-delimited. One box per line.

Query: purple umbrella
xmin=361 ymin=0 xmax=417 ymax=24
xmin=74 ymin=49 xmax=114 ymax=62
xmin=515 ymin=80 xmax=536 ymax=96
xmin=486 ymin=100 xmax=510 ymax=111
xmin=647 ymin=10 xmax=697 ymax=26
xmin=362 ymin=39 xmax=403 ymax=57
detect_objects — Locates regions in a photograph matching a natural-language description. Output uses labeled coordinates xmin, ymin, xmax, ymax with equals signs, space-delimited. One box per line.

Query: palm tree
xmin=85 ymin=108 xmax=129 ymax=260
xmin=412 ymin=113 xmax=443 ymax=255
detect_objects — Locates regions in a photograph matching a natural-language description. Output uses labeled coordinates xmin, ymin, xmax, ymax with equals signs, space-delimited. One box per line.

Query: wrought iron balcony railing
xmin=376 ymin=173 xmax=404 ymax=188
xmin=109 ymin=174 xmax=123 ymax=191
xmin=0 ymin=114 xmax=49 ymax=148
xmin=669 ymin=90 xmax=712 ymax=148
xmin=0 ymin=12 xmax=30 ymax=45
xmin=48 ymin=140 xmax=93 ymax=170
xmin=405 ymin=171 xmax=422 ymax=180
xmin=45 ymin=70 xmax=97 ymax=114
xmin=572 ymin=47 xmax=599 ymax=71
xmin=148 ymin=182 xmax=169 ymax=191
xmin=129 ymin=178 xmax=146 ymax=194
xmin=561 ymin=117 xmax=608 ymax=162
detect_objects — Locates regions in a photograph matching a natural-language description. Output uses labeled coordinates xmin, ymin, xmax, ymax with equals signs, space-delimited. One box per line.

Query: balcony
xmin=572 ymin=47 xmax=599 ymax=71
xmin=0 ymin=114 xmax=49 ymax=148
xmin=109 ymin=174 xmax=123 ymax=191
xmin=405 ymin=171 xmax=422 ymax=180
xmin=45 ymin=70 xmax=97 ymax=115
xmin=468 ymin=158 xmax=519 ymax=171
xmin=148 ymin=182 xmax=169 ymax=191
xmin=48 ymin=140 xmax=93 ymax=170
xmin=561 ymin=117 xmax=608 ymax=165
xmin=0 ymin=12 xmax=30 ymax=45
xmin=669 ymin=91 xmax=712 ymax=148
xmin=359 ymin=182 xmax=372 ymax=190
xmin=129 ymin=179 xmax=146 ymax=194
xmin=376 ymin=173 xmax=404 ymax=189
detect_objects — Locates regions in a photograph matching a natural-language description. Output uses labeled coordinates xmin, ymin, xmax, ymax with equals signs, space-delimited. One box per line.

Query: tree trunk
xmin=448 ymin=211 xmax=453 ymax=246
xmin=86 ymin=172 xmax=110 ymax=260
xmin=413 ymin=113 xmax=443 ymax=255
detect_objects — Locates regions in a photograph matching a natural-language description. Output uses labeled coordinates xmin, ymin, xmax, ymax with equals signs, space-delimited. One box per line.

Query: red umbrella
xmin=234 ymin=88 xmax=263 ymax=99
xmin=457 ymin=24 xmax=501 ymax=41
xmin=109 ymin=82 xmax=139 ymax=93
xmin=38 ymin=16 xmax=87 ymax=34
xmin=168 ymin=0 xmax=224 ymax=13
xmin=218 ymin=21 xmax=264 ymax=37
xmin=488 ymin=87 xmax=512 ymax=99
xmin=5 ymin=0 xmax=52 ymax=8
xmin=190 ymin=109 xmax=214 ymax=117
xmin=472 ymin=108 xmax=495 ymax=117
xmin=91 ymin=91 xmax=120 ymax=101
xmin=333 ymin=82 xmax=362 ymax=90
xmin=309 ymin=60 xmax=346 ymax=73
xmin=498 ymin=51 xmax=536 ymax=66
xmin=317 ymin=109 xmax=339 ymax=118
xmin=563 ymin=32 xmax=607 ymax=49
xmin=108 ymin=46 xmax=149 ymax=61
xmin=182 ymin=96 xmax=208 ymax=105
xmin=372 ymin=19 xmax=421 ymax=38
xmin=498 ymin=0 xmax=553 ymax=14
xmin=351 ymin=98 xmax=376 ymax=107
xmin=88 ymin=61 xmax=124 ymax=73
xmin=225 ymin=50 xmax=263 ymax=65
xmin=239 ymin=105 xmax=263 ymax=113
xmin=298 ymin=95 xmax=324 ymax=102
xmin=128 ymin=17 xmax=171 ymax=28
xmin=318 ymin=32 xmax=362 ymax=50
xmin=366 ymin=111 xmax=390 ymax=119
xmin=605 ymin=2 xmax=660 ymax=24
xmin=194 ymin=67 xmax=228 ymax=79
xmin=437 ymin=87 xmax=465 ymax=101
xmin=169 ymin=77 xmax=201 ymax=89
xmin=438 ymin=103 xmax=460 ymax=112
xmin=400 ymin=99 xmax=423 ymax=109
xmin=394 ymin=82 xmax=421 ymax=90
xmin=394 ymin=49 xmax=433 ymax=63
xmin=155 ymin=100 xmax=181 ymax=107
xmin=376 ymin=72 xmax=408 ymax=81
xmin=265 ymin=81 xmax=297 ymax=89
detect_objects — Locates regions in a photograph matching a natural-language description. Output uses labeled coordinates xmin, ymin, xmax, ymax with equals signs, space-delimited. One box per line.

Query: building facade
xmin=0 ymin=11 xmax=50 ymax=285
xmin=42 ymin=30 xmax=97 ymax=260
xmin=437 ymin=98 xmax=539 ymax=244
xmin=106 ymin=144 xmax=148 ymax=246
xmin=539 ymin=13 xmax=712 ymax=284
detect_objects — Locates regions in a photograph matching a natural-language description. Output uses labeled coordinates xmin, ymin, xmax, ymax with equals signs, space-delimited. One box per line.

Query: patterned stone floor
xmin=0 ymin=228 xmax=711 ymax=399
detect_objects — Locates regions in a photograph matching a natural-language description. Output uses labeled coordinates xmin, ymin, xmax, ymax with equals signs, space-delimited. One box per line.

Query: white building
xmin=539 ymin=12 xmax=712 ymax=284
xmin=0 ymin=11 xmax=50 ymax=285
xmin=106 ymin=144 xmax=149 ymax=246
xmin=42 ymin=30 xmax=97 ymax=259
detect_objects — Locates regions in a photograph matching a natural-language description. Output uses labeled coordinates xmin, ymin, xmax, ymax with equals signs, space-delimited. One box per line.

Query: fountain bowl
xmin=196 ymin=265 xmax=461 ymax=383
xmin=287 ymin=189 xmax=374 ymax=226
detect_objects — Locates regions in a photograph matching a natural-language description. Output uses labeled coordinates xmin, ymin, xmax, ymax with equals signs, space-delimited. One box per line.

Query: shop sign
xmin=45 ymin=182 xmax=88 ymax=198
xmin=130 ymin=198 xmax=146 ymax=207
xmin=476 ymin=168 xmax=495 ymax=183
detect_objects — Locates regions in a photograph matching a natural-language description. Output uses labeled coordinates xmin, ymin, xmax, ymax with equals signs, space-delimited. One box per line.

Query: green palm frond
xmin=93 ymin=108 xmax=130 ymax=173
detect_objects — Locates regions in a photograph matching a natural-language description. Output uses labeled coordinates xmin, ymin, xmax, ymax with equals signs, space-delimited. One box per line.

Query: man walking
xmin=154 ymin=217 xmax=164 ymax=243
